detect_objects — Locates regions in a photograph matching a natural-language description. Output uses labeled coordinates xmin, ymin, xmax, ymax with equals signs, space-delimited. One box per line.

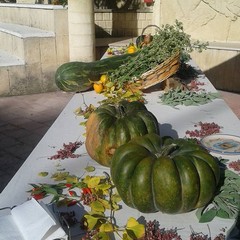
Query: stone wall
xmin=156 ymin=0 xmax=240 ymax=43
xmin=153 ymin=0 xmax=240 ymax=92
xmin=95 ymin=9 xmax=153 ymax=38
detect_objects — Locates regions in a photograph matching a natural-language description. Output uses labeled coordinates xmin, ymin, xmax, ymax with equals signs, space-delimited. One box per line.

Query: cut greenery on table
xmin=29 ymin=166 xmax=234 ymax=240
xmin=29 ymin=159 xmax=237 ymax=239
xmin=107 ymin=20 xmax=207 ymax=88
xmin=196 ymin=158 xmax=240 ymax=223
xmin=29 ymin=169 xmax=145 ymax=240
xmin=159 ymin=88 xmax=219 ymax=107
xmin=56 ymin=20 xmax=208 ymax=105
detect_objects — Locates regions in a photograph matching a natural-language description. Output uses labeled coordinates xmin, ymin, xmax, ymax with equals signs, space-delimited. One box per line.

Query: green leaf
xmin=199 ymin=208 xmax=217 ymax=223
xmin=98 ymin=198 xmax=111 ymax=210
xmin=95 ymin=232 xmax=110 ymax=240
xmin=51 ymin=172 xmax=70 ymax=181
xmin=87 ymin=176 xmax=101 ymax=188
xmin=38 ymin=172 xmax=48 ymax=177
xmin=90 ymin=200 xmax=105 ymax=213
xmin=99 ymin=223 xmax=114 ymax=233
xmin=214 ymin=196 xmax=236 ymax=218
xmin=125 ymin=217 xmax=145 ymax=239
xmin=217 ymin=209 xmax=230 ymax=219
xmin=66 ymin=175 xmax=79 ymax=184
xmin=85 ymin=166 xmax=95 ymax=172
xmin=195 ymin=207 xmax=204 ymax=221
xmin=83 ymin=214 xmax=101 ymax=230
xmin=44 ymin=186 xmax=59 ymax=195
xmin=50 ymin=195 xmax=60 ymax=203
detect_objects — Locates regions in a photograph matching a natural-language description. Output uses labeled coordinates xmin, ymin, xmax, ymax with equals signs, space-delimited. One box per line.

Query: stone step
xmin=0 ymin=22 xmax=55 ymax=63
xmin=0 ymin=22 xmax=55 ymax=38
xmin=0 ymin=49 xmax=25 ymax=67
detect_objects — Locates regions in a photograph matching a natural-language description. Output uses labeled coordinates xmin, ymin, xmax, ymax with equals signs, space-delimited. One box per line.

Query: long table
xmin=0 ymin=61 xmax=240 ymax=239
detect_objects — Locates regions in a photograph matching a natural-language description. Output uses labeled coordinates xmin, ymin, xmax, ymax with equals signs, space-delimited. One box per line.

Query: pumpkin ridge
xmin=123 ymin=115 xmax=146 ymax=138
xmin=130 ymin=155 xmax=156 ymax=212
xmin=136 ymin=111 xmax=160 ymax=135
xmin=152 ymin=156 xmax=182 ymax=213
xmin=111 ymin=144 xmax=150 ymax=207
xmin=189 ymin=151 xmax=220 ymax=186
xmin=190 ymin=156 xmax=217 ymax=208
xmin=97 ymin=107 xmax=116 ymax=116
xmin=173 ymin=155 xmax=200 ymax=212
xmin=85 ymin=113 xmax=101 ymax=160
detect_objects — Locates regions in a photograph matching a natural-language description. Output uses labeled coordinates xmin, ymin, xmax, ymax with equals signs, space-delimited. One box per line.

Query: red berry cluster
xmin=188 ymin=80 xmax=205 ymax=91
xmin=185 ymin=121 xmax=221 ymax=138
xmin=190 ymin=233 xmax=208 ymax=240
xmin=190 ymin=232 xmax=225 ymax=240
xmin=228 ymin=160 xmax=240 ymax=172
xmin=81 ymin=229 xmax=99 ymax=240
xmin=80 ymin=188 xmax=97 ymax=205
xmin=49 ymin=141 xmax=83 ymax=160
xmin=30 ymin=187 xmax=46 ymax=200
xmin=145 ymin=220 xmax=182 ymax=240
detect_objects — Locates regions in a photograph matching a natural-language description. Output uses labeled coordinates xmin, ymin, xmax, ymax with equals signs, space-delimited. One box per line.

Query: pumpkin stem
xmin=118 ymin=104 xmax=126 ymax=118
xmin=155 ymin=143 xmax=178 ymax=157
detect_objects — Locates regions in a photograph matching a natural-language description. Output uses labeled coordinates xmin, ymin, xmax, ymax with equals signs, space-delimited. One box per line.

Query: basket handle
xmin=141 ymin=24 xmax=160 ymax=35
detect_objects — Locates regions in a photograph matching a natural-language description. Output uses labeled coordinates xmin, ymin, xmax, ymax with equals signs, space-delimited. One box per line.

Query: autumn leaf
xmin=99 ymin=222 xmax=114 ymax=233
xmin=85 ymin=166 xmax=95 ymax=172
xmin=124 ymin=217 xmax=145 ymax=239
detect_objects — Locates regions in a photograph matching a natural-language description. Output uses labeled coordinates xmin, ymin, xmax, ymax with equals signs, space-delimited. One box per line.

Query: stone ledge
xmin=207 ymin=41 xmax=240 ymax=51
xmin=0 ymin=22 xmax=55 ymax=38
xmin=0 ymin=50 xmax=24 ymax=67
xmin=0 ymin=3 xmax=65 ymax=10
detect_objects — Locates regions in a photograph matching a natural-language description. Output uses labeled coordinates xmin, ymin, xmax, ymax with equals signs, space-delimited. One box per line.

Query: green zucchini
xmin=55 ymin=52 xmax=138 ymax=92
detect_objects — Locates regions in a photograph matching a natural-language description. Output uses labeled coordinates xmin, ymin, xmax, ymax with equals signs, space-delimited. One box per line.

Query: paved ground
xmin=0 ymin=91 xmax=74 ymax=193
xmin=0 ymin=90 xmax=239 ymax=193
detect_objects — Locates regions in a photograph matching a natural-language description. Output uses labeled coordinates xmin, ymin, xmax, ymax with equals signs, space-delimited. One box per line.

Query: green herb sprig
xmin=159 ymin=88 xmax=219 ymax=107
xmin=197 ymin=165 xmax=240 ymax=223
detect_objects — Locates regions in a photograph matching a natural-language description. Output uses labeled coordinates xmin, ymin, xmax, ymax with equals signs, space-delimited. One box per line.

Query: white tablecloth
xmin=0 ymin=68 xmax=239 ymax=239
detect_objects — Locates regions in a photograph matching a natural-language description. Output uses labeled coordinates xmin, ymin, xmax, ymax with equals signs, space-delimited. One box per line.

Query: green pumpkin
xmin=110 ymin=133 xmax=220 ymax=214
xmin=85 ymin=101 xmax=160 ymax=167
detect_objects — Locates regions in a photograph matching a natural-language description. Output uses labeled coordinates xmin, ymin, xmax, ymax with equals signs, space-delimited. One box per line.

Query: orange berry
xmin=93 ymin=82 xmax=103 ymax=93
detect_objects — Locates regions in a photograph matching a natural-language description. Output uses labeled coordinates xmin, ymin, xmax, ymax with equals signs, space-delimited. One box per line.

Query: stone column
xmin=152 ymin=0 xmax=161 ymax=26
xmin=68 ymin=0 xmax=95 ymax=62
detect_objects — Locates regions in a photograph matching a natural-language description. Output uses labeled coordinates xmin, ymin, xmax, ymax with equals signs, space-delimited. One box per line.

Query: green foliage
xmin=196 ymin=159 xmax=240 ymax=223
xmin=159 ymin=88 xmax=219 ymax=107
xmin=108 ymin=20 xmax=208 ymax=88
xmin=28 ymin=170 xmax=145 ymax=239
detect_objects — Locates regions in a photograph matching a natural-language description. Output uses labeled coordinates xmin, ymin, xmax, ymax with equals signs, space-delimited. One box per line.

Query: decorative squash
xmin=110 ymin=133 xmax=220 ymax=214
xmin=55 ymin=52 xmax=138 ymax=92
xmin=85 ymin=101 xmax=160 ymax=167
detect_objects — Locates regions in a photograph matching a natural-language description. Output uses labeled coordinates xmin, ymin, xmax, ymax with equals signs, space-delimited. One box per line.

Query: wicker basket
xmin=138 ymin=51 xmax=180 ymax=90
xmin=136 ymin=25 xmax=160 ymax=48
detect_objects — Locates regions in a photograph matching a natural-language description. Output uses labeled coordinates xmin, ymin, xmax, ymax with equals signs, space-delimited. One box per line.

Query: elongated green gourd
xmin=55 ymin=52 xmax=138 ymax=92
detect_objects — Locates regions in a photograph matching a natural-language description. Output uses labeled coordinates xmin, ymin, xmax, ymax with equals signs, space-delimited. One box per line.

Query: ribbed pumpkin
xmin=110 ymin=133 xmax=220 ymax=214
xmin=85 ymin=101 xmax=160 ymax=167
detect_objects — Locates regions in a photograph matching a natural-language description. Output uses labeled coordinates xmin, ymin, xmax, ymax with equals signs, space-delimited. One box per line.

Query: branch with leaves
xmin=29 ymin=169 xmax=145 ymax=239
xmin=196 ymin=159 xmax=240 ymax=223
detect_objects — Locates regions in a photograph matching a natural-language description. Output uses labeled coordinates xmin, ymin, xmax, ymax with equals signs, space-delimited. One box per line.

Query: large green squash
xmin=110 ymin=133 xmax=220 ymax=214
xmin=55 ymin=52 xmax=138 ymax=92
xmin=85 ymin=101 xmax=160 ymax=167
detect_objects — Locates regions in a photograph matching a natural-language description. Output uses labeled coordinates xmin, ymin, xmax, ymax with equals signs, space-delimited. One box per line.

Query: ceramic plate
xmin=201 ymin=134 xmax=240 ymax=155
